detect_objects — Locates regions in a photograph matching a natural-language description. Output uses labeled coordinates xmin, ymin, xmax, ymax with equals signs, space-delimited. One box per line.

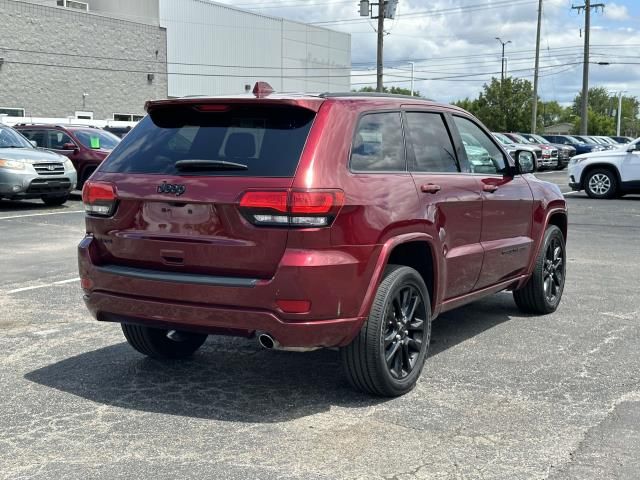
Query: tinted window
xmin=405 ymin=112 xmax=458 ymax=173
xmin=48 ymin=130 xmax=74 ymax=149
xmin=453 ymin=116 xmax=507 ymax=175
xmin=101 ymin=105 xmax=315 ymax=177
xmin=350 ymin=112 xmax=405 ymax=172
xmin=17 ymin=129 xmax=46 ymax=147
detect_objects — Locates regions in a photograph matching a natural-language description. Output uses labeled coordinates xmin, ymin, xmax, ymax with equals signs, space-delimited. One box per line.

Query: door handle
xmin=421 ymin=184 xmax=441 ymax=194
xmin=483 ymin=184 xmax=499 ymax=193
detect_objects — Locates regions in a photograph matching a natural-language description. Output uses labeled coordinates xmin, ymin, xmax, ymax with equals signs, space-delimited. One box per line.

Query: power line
xmin=311 ymin=0 xmax=537 ymax=25
xmin=0 ymin=46 xmax=353 ymax=71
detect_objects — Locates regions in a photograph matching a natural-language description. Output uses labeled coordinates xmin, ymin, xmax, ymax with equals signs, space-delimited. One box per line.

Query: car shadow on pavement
xmin=25 ymin=294 xmax=523 ymax=423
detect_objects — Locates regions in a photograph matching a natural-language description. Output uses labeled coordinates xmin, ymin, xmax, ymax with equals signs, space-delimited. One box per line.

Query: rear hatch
xmin=85 ymin=100 xmax=319 ymax=279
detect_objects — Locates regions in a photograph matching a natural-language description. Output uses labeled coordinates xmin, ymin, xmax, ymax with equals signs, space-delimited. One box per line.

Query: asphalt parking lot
xmin=1 ymin=174 xmax=639 ymax=480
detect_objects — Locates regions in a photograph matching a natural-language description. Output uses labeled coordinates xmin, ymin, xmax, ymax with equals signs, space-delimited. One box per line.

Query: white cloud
xmin=216 ymin=0 xmax=640 ymax=104
xmin=605 ymin=3 xmax=630 ymax=21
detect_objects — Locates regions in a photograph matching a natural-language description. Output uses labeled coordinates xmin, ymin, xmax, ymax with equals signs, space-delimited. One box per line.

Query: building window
xmin=75 ymin=111 xmax=94 ymax=120
xmin=113 ymin=114 xmax=144 ymax=122
xmin=0 ymin=107 xmax=25 ymax=117
xmin=56 ymin=0 xmax=89 ymax=12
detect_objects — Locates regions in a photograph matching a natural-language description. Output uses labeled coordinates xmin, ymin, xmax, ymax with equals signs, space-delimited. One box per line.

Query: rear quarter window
xmin=100 ymin=105 xmax=316 ymax=177
xmin=350 ymin=112 xmax=405 ymax=172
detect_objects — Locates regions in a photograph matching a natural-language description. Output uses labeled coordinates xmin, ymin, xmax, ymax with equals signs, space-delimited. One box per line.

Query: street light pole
xmin=617 ymin=91 xmax=625 ymax=137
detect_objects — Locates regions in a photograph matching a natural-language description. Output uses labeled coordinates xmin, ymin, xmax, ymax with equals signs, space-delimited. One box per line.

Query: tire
xmin=585 ymin=168 xmax=617 ymax=199
xmin=78 ymin=167 xmax=96 ymax=191
xmin=340 ymin=265 xmax=431 ymax=397
xmin=513 ymin=225 xmax=566 ymax=314
xmin=121 ymin=323 xmax=207 ymax=359
xmin=41 ymin=195 xmax=69 ymax=206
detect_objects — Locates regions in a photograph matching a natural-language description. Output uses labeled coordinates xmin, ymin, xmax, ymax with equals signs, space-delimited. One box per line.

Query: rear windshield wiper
xmin=174 ymin=159 xmax=248 ymax=171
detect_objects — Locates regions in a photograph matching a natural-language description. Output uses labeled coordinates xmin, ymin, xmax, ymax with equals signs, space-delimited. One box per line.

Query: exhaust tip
xmin=258 ymin=333 xmax=275 ymax=349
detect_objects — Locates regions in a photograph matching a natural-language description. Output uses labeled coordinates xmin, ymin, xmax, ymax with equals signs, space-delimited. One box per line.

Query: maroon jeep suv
xmin=78 ymin=87 xmax=567 ymax=396
xmin=16 ymin=124 xmax=120 ymax=189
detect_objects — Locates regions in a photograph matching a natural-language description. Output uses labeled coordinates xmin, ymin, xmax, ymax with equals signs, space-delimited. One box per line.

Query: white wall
xmin=159 ymin=0 xmax=351 ymax=97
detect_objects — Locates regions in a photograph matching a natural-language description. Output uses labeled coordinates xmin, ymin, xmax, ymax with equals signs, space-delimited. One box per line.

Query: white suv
xmin=569 ymin=137 xmax=640 ymax=198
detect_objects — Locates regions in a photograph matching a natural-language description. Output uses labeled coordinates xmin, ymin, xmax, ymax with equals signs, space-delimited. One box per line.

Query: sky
xmin=216 ymin=0 xmax=640 ymax=106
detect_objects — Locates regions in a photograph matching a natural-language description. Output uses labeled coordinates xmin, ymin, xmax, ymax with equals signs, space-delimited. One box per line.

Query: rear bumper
xmin=78 ymin=235 xmax=374 ymax=348
xmin=85 ymin=292 xmax=363 ymax=348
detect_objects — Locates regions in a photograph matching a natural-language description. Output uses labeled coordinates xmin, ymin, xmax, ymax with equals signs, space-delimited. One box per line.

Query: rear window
xmin=100 ymin=105 xmax=316 ymax=177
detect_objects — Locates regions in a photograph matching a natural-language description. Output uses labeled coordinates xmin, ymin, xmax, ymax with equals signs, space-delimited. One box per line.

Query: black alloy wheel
xmin=542 ymin=234 xmax=564 ymax=305
xmin=383 ymin=284 xmax=427 ymax=380
xmin=341 ymin=265 xmax=431 ymax=397
xmin=514 ymin=225 xmax=566 ymax=314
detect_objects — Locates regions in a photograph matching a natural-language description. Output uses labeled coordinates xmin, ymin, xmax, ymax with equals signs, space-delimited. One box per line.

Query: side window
xmin=47 ymin=130 xmax=73 ymax=149
xmin=453 ymin=116 xmax=507 ymax=175
xmin=350 ymin=112 xmax=405 ymax=172
xmin=405 ymin=112 xmax=458 ymax=173
xmin=20 ymin=130 xmax=46 ymax=147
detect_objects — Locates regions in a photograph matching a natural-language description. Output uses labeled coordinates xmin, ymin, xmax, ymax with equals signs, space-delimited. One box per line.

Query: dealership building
xmin=0 ymin=0 xmax=351 ymax=121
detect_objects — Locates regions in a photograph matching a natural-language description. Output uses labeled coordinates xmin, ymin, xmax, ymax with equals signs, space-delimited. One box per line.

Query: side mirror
xmin=515 ymin=150 xmax=535 ymax=174
xmin=627 ymin=144 xmax=637 ymax=153
xmin=62 ymin=142 xmax=78 ymax=151
xmin=29 ymin=140 xmax=38 ymax=148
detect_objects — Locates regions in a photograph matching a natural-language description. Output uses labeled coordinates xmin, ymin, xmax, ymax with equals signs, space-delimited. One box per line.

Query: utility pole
xmin=531 ymin=0 xmax=543 ymax=133
xmin=359 ymin=1 xmax=398 ymax=92
xmin=376 ymin=3 xmax=384 ymax=92
xmin=495 ymin=37 xmax=511 ymax=83
xmin=572 ymin=1 xmax=606 ymax=135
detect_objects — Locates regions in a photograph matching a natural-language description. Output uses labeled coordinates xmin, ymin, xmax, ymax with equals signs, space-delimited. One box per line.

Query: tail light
xmin=239 ymin=189 xmax=344 ymax=228
xmin=82 ymin=181 xmax=117 ymax=216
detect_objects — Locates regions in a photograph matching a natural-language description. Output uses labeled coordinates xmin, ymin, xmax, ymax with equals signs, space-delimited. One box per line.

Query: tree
xmin=571 ymin=88 xmax=639 ymax=135
xmin=357 ymin=86 xmax=422 ymax=97
xmin=453 ymin=77 xmax=534 ymax=131
xmin=538 ymin=100 xmax=573 ymax=128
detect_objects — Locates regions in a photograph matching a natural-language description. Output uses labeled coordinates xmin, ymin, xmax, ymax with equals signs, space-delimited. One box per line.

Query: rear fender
xmin=517 ymin=206 xmax=567 ymax=289
xmin=357 ymin=233 xmax=440 ymax=321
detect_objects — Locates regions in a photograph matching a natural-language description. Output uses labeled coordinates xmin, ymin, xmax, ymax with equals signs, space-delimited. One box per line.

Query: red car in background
xmin=15 ymin=124 xmax=120 ymax=189
xmin=502 ymin=132 xmax=560 ymax=169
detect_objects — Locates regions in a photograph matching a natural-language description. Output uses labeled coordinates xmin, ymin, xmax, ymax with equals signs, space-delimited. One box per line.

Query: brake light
xmin=239 ymin=189 xmax=344 ymax=228
xmin=82 ymin=181 xmax=117 ymax=216
xmin=240 ymin=191 xmax=288 ymax=213
xmin=194 ymin=104 xmax=231 ymax=112
xmin=291 ymin=191 xmax=344 ymax=214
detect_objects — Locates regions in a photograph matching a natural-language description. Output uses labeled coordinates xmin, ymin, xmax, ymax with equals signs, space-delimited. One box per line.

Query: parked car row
xmin=493 ymin=132 xmax=635 ymax=172
xmin=0 ymin=123 xmax=121 ymax=205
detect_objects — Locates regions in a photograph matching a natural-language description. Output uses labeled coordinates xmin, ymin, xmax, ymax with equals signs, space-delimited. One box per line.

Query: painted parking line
xmin=563 ymin=191 xmax=581 ymax=197
xmin=6 ymin=277 xmax=80 ymax=294
xmin=0 ymin=210 xmax=84 ymax=220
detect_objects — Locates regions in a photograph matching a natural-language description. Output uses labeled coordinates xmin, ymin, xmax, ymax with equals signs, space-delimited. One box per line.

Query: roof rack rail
xmin=319 ymin=92 xmax=434 ymax=101
xmin=14 ymin=122 xmax=101 ymax=128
